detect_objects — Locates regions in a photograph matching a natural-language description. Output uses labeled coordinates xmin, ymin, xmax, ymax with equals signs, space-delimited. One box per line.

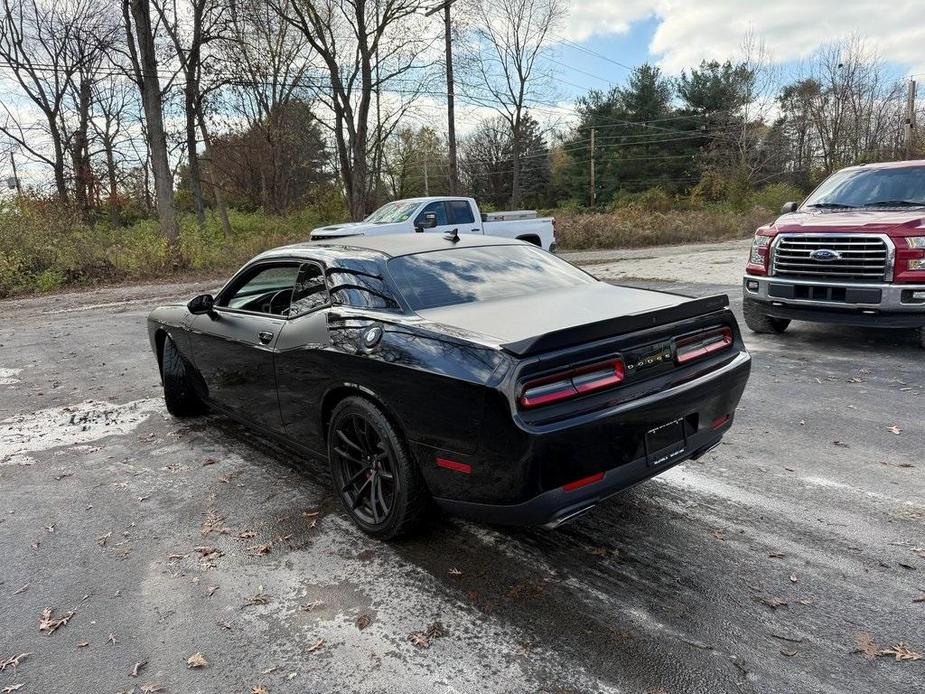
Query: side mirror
xmin=415 ymin=211 xmax=438 ymax=232
xmin=781 ymin=201 xmax=798 ymax=214
xmin=188 ymin=293 xmax=215 ymax=316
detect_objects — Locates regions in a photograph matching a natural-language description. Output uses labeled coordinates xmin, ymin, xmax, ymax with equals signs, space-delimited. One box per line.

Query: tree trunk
xmin=105 ymin=140 xmax=120 ymax=227
xmin=73 ymin=77 xmax=93 ymax=214
xmin=197 ymin=114 xmax=231 ymax=238
xmin=47 ymin=117 xmax=68 ymax=203
xmin=129 ymin=0 xmax=179 ymax=257
xmin=185 ymin=80 xmax=206 ymax=227
xmin=510 ymin=121 xmax=522 ymax=209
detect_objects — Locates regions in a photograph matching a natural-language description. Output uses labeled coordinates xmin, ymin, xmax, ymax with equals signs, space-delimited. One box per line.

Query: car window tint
xmin=388 ymin=245 xmax=594 ymax=311
xmin=222 ymin=264 xmax=299 ymax=314
xmin=288 ymin=263 xmax=328 ymax=317
xmin=448 ymin=200 xmax=475 ymax=225
xmin=328 ymin=260 xmax=399 ymax=311
xmin=416 ymin=201 xmax=448 ymax=226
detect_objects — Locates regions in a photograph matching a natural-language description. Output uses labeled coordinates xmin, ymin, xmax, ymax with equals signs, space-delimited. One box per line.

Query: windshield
xmin=363 ymin=200 xmax=421 ymax=224
xmin=387 ymin=245 xmax=595 ymax=311
xmin=803 ymin=166 xmax=925 ymax=209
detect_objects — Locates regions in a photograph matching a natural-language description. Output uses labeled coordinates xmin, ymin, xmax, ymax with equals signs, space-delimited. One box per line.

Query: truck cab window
xmin=416 ymin=201 xmax=448 ymax=227
xmin=448 ymin=200 xmax=475 ymax=225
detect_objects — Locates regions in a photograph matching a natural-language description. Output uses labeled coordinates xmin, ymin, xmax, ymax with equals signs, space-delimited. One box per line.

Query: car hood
xmin=775 ymin=209 xmax=925 ymax=235
xmin=415 ymin=283 xmax=690 ymax=347
xmin=312 ymin=221 xmax=408 ymax=238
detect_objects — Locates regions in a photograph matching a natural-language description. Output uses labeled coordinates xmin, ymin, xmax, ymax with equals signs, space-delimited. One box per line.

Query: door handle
xmin=258 ymin=331 xmax=274 ymax=344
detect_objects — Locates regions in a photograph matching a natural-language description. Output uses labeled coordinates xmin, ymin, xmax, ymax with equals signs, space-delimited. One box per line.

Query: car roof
xmin=256 ymin=233 xmax=527 ymax=261
xmin=841 ymin=159 xmax=925 ymax=171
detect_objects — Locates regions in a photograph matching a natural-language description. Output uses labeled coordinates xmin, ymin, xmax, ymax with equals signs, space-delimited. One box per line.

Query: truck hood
xmin=416 ymin=283 xmax=726 ymax=355
xmin=775 ymin=209 xmax=925 ymax=235
xmin=312 ymin=221 xmax=407 ymax=238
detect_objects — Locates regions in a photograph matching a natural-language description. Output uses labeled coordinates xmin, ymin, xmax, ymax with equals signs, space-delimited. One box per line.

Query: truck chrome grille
xmin=772 ymin=235 xmax=889 ymax=280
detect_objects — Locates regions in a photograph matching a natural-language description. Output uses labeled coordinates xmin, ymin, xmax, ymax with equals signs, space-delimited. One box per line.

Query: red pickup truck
xmin=743 ymin=160 xmax=925 ymax=347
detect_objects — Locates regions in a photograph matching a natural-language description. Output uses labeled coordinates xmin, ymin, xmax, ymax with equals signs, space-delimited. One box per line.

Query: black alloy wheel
xmin=327 ymin=396 xmax=429 ymax=539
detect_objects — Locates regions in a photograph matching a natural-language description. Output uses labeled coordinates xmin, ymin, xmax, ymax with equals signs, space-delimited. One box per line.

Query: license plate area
xmin=645 ymin=418 xmax=687 ymax=467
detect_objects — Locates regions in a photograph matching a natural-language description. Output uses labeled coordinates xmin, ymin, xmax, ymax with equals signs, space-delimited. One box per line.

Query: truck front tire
xmin=742 ymin=298 xmax=791 ymax=334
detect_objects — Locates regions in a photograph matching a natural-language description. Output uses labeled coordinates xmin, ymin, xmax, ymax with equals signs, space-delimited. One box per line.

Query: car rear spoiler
xmin=499 ymin=294 xmax=730 ymax=357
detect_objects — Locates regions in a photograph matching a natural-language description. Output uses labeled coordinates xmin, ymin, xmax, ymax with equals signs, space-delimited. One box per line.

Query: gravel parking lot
xmin=1 ymin=240 xmax=923 ymax=693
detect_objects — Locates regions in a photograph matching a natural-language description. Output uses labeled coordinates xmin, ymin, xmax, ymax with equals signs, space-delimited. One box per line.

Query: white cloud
xmin=561 ymin=0 xmax=925 ymax=75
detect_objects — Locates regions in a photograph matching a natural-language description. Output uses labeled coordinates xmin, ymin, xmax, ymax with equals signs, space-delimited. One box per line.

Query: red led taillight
xmin=518 ymin=358 xmax=625 ymax=409
xmin=675 ymin=327 xmax=733 ymax=365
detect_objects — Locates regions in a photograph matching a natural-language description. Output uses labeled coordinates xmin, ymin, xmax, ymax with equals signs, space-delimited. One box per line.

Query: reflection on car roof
xmin=259 ymin=234 xmax=528 ymax=260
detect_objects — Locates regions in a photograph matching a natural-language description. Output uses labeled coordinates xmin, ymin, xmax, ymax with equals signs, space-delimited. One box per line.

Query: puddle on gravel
xmin=0 ymin=398 xmax=164 ymax=464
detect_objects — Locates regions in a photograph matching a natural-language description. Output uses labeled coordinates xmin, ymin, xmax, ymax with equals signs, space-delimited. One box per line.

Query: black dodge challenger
xmin=148 ymin=235 xmax=751 ymax=539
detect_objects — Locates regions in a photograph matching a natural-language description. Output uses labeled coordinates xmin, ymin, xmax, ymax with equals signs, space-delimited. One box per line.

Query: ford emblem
xmin=810 ymin=248 xmax=841 ymax=261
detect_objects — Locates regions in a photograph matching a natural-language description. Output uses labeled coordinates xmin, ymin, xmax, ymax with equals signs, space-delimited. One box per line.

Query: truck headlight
xmin=905 ymin=237 xmax=925 ymax=271
xmin=749 ymin=235 xmax=771 ymax=265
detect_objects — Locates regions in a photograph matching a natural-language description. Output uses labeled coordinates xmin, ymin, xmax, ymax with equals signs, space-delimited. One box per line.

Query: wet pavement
xmin=1 ymin=261 xmax=923 ymax=693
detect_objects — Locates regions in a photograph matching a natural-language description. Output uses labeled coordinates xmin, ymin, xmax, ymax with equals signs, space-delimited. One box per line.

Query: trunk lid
xmin=415 ymin=283 xmax=728 ymax=356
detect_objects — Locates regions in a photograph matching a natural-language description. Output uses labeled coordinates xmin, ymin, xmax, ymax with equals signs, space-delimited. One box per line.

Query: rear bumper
xmin=434 ymin=424 xmax=727 ymax=528
xmin=743 ymin=275 xmax=925 ymax=327
xmin=430 ymin=350 xmax=750 ymax=527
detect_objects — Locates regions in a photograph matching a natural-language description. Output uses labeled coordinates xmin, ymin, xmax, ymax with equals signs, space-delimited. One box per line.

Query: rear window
xmin=387 ymin=245 xmax=594 ymax=311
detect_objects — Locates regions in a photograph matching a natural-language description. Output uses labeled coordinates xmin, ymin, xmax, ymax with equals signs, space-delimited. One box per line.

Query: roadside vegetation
xmin=0 ymin=182 xmax=798 ymax=298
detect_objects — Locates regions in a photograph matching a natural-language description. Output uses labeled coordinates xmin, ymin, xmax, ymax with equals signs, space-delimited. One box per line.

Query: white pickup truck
xmin=310 ymin=196 xmax=558 ymax=252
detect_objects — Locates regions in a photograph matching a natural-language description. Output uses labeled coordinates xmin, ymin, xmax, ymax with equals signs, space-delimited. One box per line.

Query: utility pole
xmin=905 ymin=78 xmax=917 ymax=159
xmin=425 ymin=0 xmax=458 ymax=194
xmin=590 ymin=128 xmax=596 ymax=207
xmin=423 ymin=158 xmax=430 ymax=196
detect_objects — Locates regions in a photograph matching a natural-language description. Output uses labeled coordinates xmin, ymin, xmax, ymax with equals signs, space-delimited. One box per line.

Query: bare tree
xmin=274 ymin=0 xmax=434 ymax=220
xmin=0 ymin=0 xmax=101 ymax=200
xmin=90 ymin=75 xmax=136 ymax=225
xmin=461 ymin=0 xmax=564 ymax=208
xmin=153 ymin=0 xmax=229 ymax=228
xmin=122 ymin=0 xmax=179 ymax=253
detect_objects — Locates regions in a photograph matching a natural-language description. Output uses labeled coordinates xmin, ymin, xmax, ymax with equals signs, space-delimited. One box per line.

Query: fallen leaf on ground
xmin=878 ymin=643 xmax=922 ymax=661
xmin=202 ymin=457 xmax=219 ymax=466
xmin=12 ymin=583 xmax=28 ymax=595
xmin=194 ymin=546 xmax=224 ymax=561
xmin=77 ymin=641 xmax=89 ymax=648
xmin=238 ymin=530 xmax=257 ymax=539
xmin=408 ymin=622 xmax=445 ymax=649
xmin=207 ymin=585 xmax=219 ymax=597
xmin=251 ymin=687 xmax=269 ymax=694
xmin=855 ymin=632 xmax=879 ymax=660
xmin=244 ymin=593 xmax=271 ymax=607
xmin=139 ymin=686 xmax=164 ymax=693
xmin=888 ymin=425 xmax=902 ymax=435
xmin=301 ymin=600 xmax=323 ymax=612
xmin=306 ymin=639 xmax=324 ymax=653
xmin=790 ymin=573 xmax=799 ymax=583
xmin=448 ymin=567 xmax=462 ymax=575
xmin=38 ymin=607 xmax=74 ymax=634
xmin=108 ymin=633 xmax=117 ymax=645
xmin=0 ymin=653 xmax=30 ymax=672
xmin=96 ymin=532 xmax=111 ymax=547
xmin=710 ymin=529 xmax=726 ymax=541
xmin=186 ymin=652 xmax=208 ymax=668
xmin=355 ymin=614 xmax=371 ymax=630
xmin=200 ymin=510 xmax=230 ymax=537
xmin=755 ymin=596 xmax=788 ymax=610
xmin=913 ymin=593 xmax=925 ymax=603
xmin=130 ymin=660 xmax=147 ymax=677
xmin=247 ymin=541 xmax=272 ymax=556
xmin=780 ymin=648 xmax=797 ymax=657
xmin=2 ymin=684 xmax=24 ymax=693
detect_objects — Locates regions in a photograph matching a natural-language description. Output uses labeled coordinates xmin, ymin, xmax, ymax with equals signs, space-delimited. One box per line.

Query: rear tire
xmin=162 ymin=337 xmax=206 ymax=417
xmin=743 ymin=298 xmax=790 ymax=334
xmin=917 ymin=326 xmax=925 ymax=349
xmin=328 ymin=396 xmax=429 ymax=540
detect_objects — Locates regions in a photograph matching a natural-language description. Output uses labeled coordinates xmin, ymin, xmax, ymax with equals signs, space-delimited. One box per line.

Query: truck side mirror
xmin=781 ymin=201 xmax=798 ymax=214
xmin=415 ymin=211 xmax=438 ymax=232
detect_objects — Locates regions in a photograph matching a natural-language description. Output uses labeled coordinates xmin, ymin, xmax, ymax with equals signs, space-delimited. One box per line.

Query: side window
xmin=220 ymin=264 xmax=299 ymax=315
xmin=448 ymin=200 xmax=475 ymax=225
xmin=288 ymin=263 xmax=329 ymax=318
xmin=415 ymin=201 xmax=448 ymax=226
